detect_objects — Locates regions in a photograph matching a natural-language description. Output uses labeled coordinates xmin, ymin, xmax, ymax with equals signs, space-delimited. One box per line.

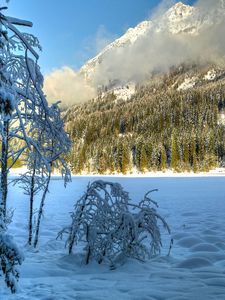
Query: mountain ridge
xmin=79 ymin=1 xmax=225 ymax=89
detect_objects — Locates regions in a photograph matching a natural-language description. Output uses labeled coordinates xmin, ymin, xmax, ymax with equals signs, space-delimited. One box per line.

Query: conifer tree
xmin=140 ymin=145 xmax=148 ymax=172
xmin=121 ymin=142 xmax=130 ymax=174
xmin=160 ymin=145 xmax=167 ymax=171
xmin=171 ymin=131 xmax=179 ymax=171
xmin=183 ymin=139 xmax=190 ymax=171
xmin=191 ymin=133 xmax=198 ymax=172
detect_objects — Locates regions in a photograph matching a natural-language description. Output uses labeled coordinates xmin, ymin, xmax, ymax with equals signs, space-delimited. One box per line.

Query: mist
xmin=44 ymin=0 xmax=225 ymax=106
xmin=44 ymin=67 xmax=96 ymax=108
xmin=93 ymin=0 xmax=225 ymax=85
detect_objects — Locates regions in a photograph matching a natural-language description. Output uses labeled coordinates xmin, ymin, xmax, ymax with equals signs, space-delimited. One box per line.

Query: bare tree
xmin=15 ymin=103 xmax=71 ymax=248
xmin=33 ymin=102 xmax=71 ymax=248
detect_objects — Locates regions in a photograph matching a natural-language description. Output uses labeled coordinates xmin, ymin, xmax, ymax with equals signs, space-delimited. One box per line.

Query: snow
xmin=163 ymin=2 xmax=197 ymax=35
xmin=218 ymin=112 xmax=225 ymax=125
xmin=177 ymin=77 xmax=197 ymax=91
xmin=204 ymin=69 xmax=217 ymax=81
xmin=100 ymin=83 xmax=136 ymax=101
xmin=72 ymin=166 xmax=225 ymax=177
xmin=1 ymin=175 xmax=225 ymax=299
xmin=9 ymin=166 xmax=225 ymax=177
xmin=166 ymin=2 xmax=194 ymax=22
xmin=112 ymin=84 xmax=135 ymax=101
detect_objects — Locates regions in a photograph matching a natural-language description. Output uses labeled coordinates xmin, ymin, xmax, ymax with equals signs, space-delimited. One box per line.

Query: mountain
xmin=79 ymin=1 xmax=225 ymax=91
xmin=64 ymin=1 xmax=225 ymax=174
xmin=79 ymin=20 xmax=152 ymax=82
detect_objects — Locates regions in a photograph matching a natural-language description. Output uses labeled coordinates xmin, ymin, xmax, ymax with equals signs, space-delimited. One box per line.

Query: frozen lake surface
xmin=1 ymin=176 xmax=225 ymax=300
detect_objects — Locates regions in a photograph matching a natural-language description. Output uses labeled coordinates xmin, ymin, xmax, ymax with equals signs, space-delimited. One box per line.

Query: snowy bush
xmin=0 ymin=207 xmax=23 ymax=293
xmin=59 ymin=180 xmax=171 ymax=267
xmin=0 ymin=232 xmax=23 ymax=293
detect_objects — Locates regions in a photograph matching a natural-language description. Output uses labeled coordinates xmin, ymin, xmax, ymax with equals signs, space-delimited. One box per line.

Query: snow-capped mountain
xmin=64 ymin=1 xmax=225 ymax=176
xmin=79 ymin=1 xmax=225 ymax=89
xmin=161 ymin=1 xmax=225 ymax=34
xmin=79 ymin=20 xmax=153 ymax=82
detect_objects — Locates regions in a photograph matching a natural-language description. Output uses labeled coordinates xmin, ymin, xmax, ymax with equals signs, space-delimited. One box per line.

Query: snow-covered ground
xmin=76 ymin=168 xmax=225 ymax=177
xmin=1 ymin=176 xmax=225 ymax=299
xmin=9 ymin=166 xmax=225 ymax=177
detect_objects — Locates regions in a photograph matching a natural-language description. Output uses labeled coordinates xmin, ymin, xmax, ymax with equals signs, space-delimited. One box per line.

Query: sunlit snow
xmin=1 ymin=175 xmax=225 ymax=300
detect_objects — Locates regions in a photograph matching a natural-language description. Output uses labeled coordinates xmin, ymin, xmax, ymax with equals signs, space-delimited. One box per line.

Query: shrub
xmin=59 ymin=180 xmax=171 ymax=268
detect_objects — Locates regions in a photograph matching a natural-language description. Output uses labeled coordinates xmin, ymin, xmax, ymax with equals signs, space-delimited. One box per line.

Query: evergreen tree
xmin=183 ymin=139 xmax=190 ymax=171
xmin=191 ymin=133 xmax=198 ymax=172
xmin=121 ymin=142 xmax=130 ymax=174
xmin=160 ymin=145 xmax=167 ymax=171
xmin=140 ymin=145 xmax=148 ymax=172
xmin=171 ymin=131 xmax=180 ymax=171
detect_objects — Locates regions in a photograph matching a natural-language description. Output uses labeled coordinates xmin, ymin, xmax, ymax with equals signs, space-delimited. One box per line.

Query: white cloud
xmin=44 ymin=67 xmax=96 ymax=107
xmin=44 ymin=26 xmax=116 ymax=107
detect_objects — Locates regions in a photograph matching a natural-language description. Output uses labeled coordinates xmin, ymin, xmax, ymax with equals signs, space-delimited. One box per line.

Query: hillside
xmin=63 ymin=1 xmax=225 ymax=174
xmin=64 ymin=65 xmax=225 ymax=174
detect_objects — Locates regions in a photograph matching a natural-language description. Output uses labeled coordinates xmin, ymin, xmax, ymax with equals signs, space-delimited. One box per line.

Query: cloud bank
xmin=44 ymin=26 xmax=116 ymax=107
xmin=44 ymin=67 xmax=96 ymax=107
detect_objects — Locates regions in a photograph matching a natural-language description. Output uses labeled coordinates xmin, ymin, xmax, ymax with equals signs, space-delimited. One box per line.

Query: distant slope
xmin=65 ymin=65 xmax=225 ymax=174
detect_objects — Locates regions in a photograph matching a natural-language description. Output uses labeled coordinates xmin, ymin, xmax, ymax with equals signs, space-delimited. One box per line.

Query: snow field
xmin=1 ymin=176 xmax=225 ymax=299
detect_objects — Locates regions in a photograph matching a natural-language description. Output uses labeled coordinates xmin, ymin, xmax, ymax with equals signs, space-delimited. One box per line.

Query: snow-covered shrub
xmin=0 ymin=232 xmax=23 ymax=293
xmin=59 ymin=180 xmax=170 ymax=267
xmin=0 ymin=208 xmax=23 ymax=293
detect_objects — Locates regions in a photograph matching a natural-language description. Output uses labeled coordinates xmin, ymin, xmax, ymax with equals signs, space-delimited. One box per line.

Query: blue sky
xmin=6 ymin=0 xmax=195 ymax=74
